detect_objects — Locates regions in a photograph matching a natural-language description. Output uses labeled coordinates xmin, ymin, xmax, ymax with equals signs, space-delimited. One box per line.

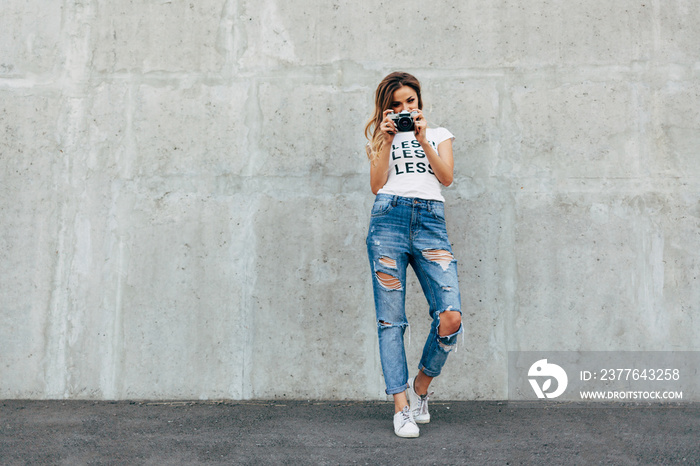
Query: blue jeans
xmin=366 ymin=194 xmax=463 ymax=395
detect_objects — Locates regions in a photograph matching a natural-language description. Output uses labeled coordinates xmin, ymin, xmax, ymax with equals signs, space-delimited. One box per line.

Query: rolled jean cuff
xmin=385 ymin=382 xmax=409 ymax=395
xmin=418 ymin=365 xmax=441 ymax=378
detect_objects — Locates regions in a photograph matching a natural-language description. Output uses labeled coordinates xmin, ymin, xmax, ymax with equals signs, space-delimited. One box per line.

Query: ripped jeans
xmin=366 ymin=194 xmax=463 ymax=395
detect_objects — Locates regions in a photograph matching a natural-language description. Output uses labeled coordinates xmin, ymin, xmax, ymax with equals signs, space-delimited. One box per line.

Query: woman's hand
xmin=379 ymin=109 xmax=397 ymax=143
xmin=412 ymin=109 xmax=428 ymax=144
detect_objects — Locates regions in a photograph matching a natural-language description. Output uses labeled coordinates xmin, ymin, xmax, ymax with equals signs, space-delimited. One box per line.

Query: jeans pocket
xmin=429 ymin=203 xmax=446 ymax=222
xmin=371 ymin=199 xmax=394 ymax=217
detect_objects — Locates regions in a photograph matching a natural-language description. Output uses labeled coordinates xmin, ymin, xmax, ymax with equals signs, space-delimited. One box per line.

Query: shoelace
xmin=418 ymin=392 xmax=434 ymax=415
xmin=399 ymin=407 xmax=412 ymax=426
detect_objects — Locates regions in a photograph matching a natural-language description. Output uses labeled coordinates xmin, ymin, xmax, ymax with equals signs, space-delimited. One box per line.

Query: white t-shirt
xmin=376 ymin=127 xmax=454 ymax=202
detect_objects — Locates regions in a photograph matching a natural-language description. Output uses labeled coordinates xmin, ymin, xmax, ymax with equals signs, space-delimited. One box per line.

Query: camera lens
xmin=396 ymin=116 xmax=414 ymax=132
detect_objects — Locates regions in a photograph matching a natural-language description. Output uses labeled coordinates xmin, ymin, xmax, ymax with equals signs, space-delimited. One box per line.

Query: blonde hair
xmin=364 ymin=72 xmax=423 ymax=164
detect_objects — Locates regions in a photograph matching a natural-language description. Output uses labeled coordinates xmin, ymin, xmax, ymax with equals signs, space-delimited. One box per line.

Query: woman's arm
xmin=369 ymin=110 xmax=398 ymax=194
xmin=413 ymin=110 xmax=454 ymax=187
xmin=369 ymin=143 xmax=391 ymax=194
xmin=420 ymin=138 xmax=453 ymax=187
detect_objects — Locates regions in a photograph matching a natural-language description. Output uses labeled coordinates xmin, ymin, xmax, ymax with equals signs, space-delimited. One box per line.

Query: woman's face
xmin=389 ymin=85 xmax=419 ymax=113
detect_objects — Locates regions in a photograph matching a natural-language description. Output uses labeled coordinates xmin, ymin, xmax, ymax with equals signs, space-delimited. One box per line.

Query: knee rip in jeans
xmin=422 ymin=249 xmax=454 ymax=271
xmin=437 ymin=309 xmax=462 ymax=336
xmin=376 ymin=271 xmax=402 ymax=291
xmin=436 ymin=309 xmax=463 ymax=352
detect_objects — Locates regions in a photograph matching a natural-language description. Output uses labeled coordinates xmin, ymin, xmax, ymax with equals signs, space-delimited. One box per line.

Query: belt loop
xmin=391 ymin=195 xmax=398 ymax=207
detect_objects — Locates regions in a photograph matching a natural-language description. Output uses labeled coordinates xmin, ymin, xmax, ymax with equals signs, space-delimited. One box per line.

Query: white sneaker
xmin=393 ymin=406 xmax=419 ymax=438
xmin=407 ymin=376 xmax=432 ymax=424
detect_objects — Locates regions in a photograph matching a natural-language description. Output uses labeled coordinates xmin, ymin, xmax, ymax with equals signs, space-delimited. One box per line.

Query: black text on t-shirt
xmin=391 ymin=139 xmax=436 ymax=176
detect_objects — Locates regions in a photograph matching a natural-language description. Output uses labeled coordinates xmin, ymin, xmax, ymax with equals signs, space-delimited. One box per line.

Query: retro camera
xmin=388 ymin=110 xmax=419 ymax=132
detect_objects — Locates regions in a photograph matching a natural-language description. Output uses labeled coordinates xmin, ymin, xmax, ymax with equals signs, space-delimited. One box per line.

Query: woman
xmin=364 ymin=72 xmax=463 ymax=438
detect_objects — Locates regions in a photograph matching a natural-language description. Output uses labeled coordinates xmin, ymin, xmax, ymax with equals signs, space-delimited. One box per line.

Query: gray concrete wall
xmin=1 ymin=0 xmax=698 ymax=400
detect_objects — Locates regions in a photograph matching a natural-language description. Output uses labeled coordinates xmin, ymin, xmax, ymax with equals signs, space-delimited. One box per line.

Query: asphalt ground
xmin=1 ymin=400 xmax=698 ymax=465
